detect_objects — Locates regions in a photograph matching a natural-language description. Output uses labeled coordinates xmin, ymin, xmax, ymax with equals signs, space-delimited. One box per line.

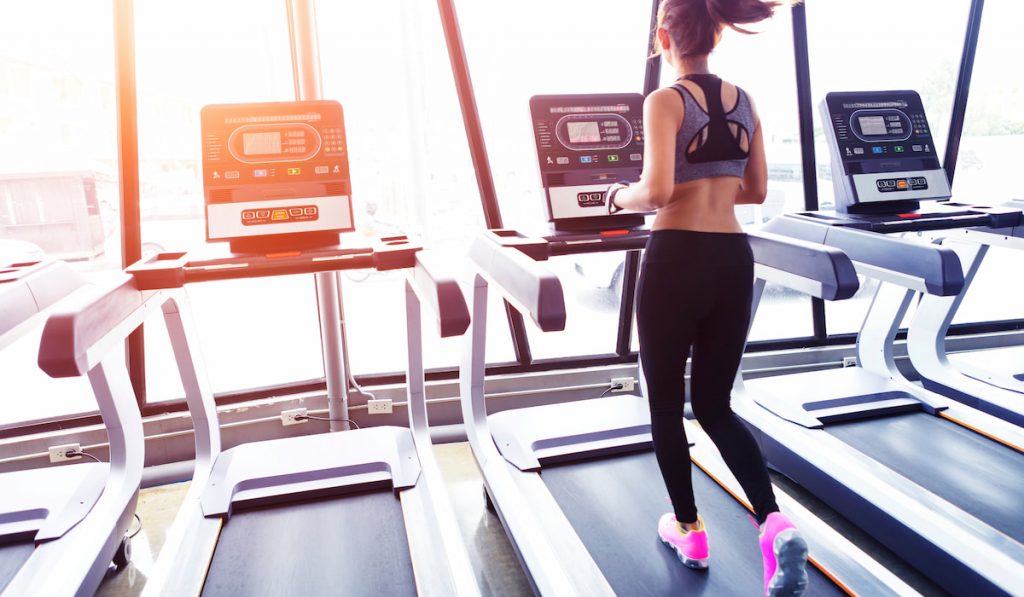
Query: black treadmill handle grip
xmin=468 ymin=233 xmax=566 ymax=332
xmin=0 ymin=261 xmax=87 ymax=343
xmin=409 ymin=251 xmax=471 ymax=338
xmin=38 ymin=274 xmax=149 ymax=378
xmin=747 ymin=231 xmax=860 ymax=301
xmin=762 ymin=216 xmax=965 ymax=296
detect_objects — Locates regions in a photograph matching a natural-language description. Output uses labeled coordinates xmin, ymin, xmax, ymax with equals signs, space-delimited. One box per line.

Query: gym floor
xmin=95 ymin=442 xmax=940 ymax=597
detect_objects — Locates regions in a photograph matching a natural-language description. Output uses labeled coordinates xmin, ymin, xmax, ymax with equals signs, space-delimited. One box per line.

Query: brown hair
xmin=655 ymin=0 xmax=781 ymax=57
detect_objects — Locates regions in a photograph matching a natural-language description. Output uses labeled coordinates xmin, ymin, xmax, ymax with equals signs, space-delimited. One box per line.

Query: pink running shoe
xmin=658 ymin=513 xmax=709 ymax=570
xmin=759 ymin=512 xmax=808 ymax=596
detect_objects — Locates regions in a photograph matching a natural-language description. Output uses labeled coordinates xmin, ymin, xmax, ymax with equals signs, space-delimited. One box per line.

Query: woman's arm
xmin=734 ymin=95 xmax=768 ymax=205
xmin=608 ymin=88 xmax=681 ymax=212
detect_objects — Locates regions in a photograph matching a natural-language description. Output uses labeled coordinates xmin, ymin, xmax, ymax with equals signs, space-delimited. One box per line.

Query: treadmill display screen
xmin=858 ymin=116 xmax=888 ymax=136
xmin=242 ymin=132 xmax=283 ymax=155
xmin=567 ymin=121 xmax=602 ymax=144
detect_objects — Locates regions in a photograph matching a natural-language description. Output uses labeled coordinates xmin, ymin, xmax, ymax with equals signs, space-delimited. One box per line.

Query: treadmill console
xmin=530 ymin=93 xmax=648 ymax=230
xmin=201 ymin=100 xmax=354 ymax=251
xmin=822 ymin=90 xmax=950 ymax=213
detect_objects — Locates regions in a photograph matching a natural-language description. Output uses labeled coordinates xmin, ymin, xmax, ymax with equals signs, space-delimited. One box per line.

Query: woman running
xmin=606 ymin=1 xmax=808 ymax=595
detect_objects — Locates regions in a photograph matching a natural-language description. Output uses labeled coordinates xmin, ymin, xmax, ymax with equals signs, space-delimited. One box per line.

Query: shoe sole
xmin=660 ymin=536 xmax=709 ymax=570
xmin=767 ymin=529 xmax=808 ymax=596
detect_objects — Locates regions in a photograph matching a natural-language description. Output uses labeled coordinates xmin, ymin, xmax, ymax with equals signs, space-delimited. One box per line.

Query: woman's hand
xmin=606 ymin=182 xmax=630 ymax=214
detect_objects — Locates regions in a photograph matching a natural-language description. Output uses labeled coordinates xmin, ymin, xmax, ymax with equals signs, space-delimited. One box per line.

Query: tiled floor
xmin=95 ymin=442 xmax=531 ymax=596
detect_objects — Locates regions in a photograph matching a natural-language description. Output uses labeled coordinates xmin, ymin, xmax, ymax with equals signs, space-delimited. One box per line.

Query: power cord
xmin=349 ymin=374 xmax=376 ymax=402
xmin=66 ymin=449 xmax=103 ymax=464
xmin=599 ymin=382 xmax=625 ymax=398
xmin=127 ymin=513 xmax=143 ymax=539
xmin=297 ymin=414 xmax=362 ymax=429
xmin=66 ymin=449 xmax=143 ymax=540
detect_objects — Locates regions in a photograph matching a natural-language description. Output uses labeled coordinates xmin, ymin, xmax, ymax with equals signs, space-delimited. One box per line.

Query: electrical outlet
xmin=611 ymin=377 xmax=636 ymax=392
xmin=842 ymin=356 xmax=858 ymax=368
xmin=367 ymin=399 xmax=393 ymax=414
xmin=281 ymin=408 xmax=308 ymax=426
xmin=48 ymin=443 xmax=82 ymax=463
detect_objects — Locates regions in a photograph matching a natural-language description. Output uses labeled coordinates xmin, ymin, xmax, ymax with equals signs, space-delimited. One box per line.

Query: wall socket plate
xmin=281 ymin=408 xmax=308 ymax=426
xmin=367 ymin=399 xmax=393 ymax=414
xmin=48 ymin=443 xmax=82 ymax=463
xmin=611 ymin=377 xmax=636 ymax=392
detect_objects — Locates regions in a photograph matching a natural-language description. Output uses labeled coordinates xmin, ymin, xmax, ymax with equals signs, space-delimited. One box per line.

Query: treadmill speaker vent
xmin=325 ymin=182 xmax=349 ymax=196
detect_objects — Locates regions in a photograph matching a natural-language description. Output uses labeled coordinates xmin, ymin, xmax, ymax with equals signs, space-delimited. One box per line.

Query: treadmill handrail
xmin=0 ymin=261 xmax=88 ymax=350
xmin=762 ymin=215 xmax=964 ymax=296
xmin=406 ymin=250 xmax=471 ymax=338
xmin=38 ymin=274 xmax=163 ymax=378
xmin=466 ymin=232 xmax=566 ymax=332
xmin=747 ymin=231 xmax=859 ymax=301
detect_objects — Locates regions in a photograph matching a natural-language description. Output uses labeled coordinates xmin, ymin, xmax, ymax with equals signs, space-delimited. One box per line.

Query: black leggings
xmin=636 ymin=230 xmax=778 ymax=525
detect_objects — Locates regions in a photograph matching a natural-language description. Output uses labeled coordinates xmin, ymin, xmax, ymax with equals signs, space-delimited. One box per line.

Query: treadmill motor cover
xmin=201 ymin=100 xmax=355 ymax=243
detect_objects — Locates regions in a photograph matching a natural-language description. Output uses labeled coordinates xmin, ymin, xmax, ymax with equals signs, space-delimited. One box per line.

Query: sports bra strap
xmin=683 ymin=74 xmax=726 ymax=119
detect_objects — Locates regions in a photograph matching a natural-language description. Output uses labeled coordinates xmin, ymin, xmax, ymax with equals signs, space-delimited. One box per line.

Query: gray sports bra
xmin=670 ymin=74 xmax=755 ymax=184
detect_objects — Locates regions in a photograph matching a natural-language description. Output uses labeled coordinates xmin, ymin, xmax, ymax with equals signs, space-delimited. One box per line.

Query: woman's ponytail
xmin=706 ymin=0 xmax=779 ymax=34
xmin=656 ymin=0 xmax=780 ymax=57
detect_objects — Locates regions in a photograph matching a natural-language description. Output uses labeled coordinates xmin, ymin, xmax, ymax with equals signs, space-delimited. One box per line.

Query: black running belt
xmin=0 ymin=542 xmax=36 ymax=592
xmin=541 ymin=452 xmax=843 ymax=595
xmin=828 ymin=413 xmax=1024 ymax=542
xmin=202 ymin=490 xmax=416 ymax=596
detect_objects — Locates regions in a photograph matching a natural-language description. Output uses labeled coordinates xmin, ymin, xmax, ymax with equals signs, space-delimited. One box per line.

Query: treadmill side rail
xmin=734 ymin=387 xmax=1024 ymax=595
xmin=460 ymin=271 xmax=614 ymax=596
xmin=397 ymin=278 xmax=480 ymax=597
xmin=684 ymin=419 xmax=917 ymax=597
xmin=908 ymin=230 xmax=1024 ymax=427
xmin=5 ymin=355 xmax=144 ymax=597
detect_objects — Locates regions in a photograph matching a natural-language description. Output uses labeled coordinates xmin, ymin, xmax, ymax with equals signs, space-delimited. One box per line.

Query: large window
xmin=317 ymin=0 xmax=515 ymax=374
xmin=950 ymin=1 xmax=1024 ymax=325
xmin=452 ymin=0 xmax=649 ymax=358
xmin=0 ymin=2 xmax=121 ymax=424
xmin=808 ymin=0 xmax=973 ymax=335
xmin=133 ymin=1 xmax=329 ymax=401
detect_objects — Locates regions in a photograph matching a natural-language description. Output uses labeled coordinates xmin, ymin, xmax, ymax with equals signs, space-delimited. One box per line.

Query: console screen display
xmin=567 ymin=121 xmax=601 ymax=144
xmin=242 ymin=132 xmax=283 ymax=155
xmin=858 ymin=116 xmax=888 ymax=136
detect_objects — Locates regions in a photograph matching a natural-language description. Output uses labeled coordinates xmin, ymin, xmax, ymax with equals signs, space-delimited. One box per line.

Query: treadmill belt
xmin=541 ymin=452 xmax=842 ymax=596
xmin=828 ymin=412 xmax=1024 ymax=542
xmin=202 ymin=489 xmax=416 ymax=596
xmin=0 ymin=542 xmax=35 ymax=591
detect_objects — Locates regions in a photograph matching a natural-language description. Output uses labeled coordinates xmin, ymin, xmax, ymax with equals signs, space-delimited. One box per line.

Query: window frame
xmin=7 ymin=0 xmax=1019 ymax=439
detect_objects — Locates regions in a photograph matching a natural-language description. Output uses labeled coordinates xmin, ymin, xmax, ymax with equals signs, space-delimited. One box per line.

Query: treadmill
xmin=132 ymin=100 xmax=479 ymax=596
xmin=462 ymin=230 xmax=915 ymax=596
xmin=737 ymin=89 xmax=1024 ymax=594
xmin=1 ymin=261 xmax=142 ymax=596
xmin=454 ymin=92 xmax=915 ymax=596
xmin=906 ymin=198 xmax=1024 ymax=426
